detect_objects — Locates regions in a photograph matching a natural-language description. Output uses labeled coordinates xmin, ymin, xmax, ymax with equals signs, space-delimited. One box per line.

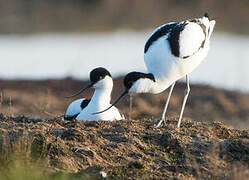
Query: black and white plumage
xmin=64 ymin=67 xmax=123 ymax=121
xmin=64 ymin=98 xmax=90 ymax=120
xmin=95 ymin=14 xmax=215 ymax=128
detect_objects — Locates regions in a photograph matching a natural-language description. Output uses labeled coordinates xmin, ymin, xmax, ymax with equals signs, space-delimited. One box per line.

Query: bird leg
xmin=177 ymin=75 xmax=190 ymax=128
xmin=155 ymin=82 xmax=175 ymax=127
xmin=129 ymin=94 xmax=133 ymax=120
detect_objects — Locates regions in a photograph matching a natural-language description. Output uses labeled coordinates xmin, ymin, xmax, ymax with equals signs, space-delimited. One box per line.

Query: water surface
xmin=0 ymin=32 xmax=248 ymax=92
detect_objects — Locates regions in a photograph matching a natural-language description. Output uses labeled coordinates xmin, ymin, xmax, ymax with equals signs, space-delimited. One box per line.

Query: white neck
xmin=90 ymin=76 xmax=113 ymax=106
xmin=89 ymin=88 xmax=112 ymax=108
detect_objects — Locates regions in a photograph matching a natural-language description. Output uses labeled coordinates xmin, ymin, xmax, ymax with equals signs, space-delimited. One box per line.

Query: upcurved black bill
xmin=92 ymin=90 xmax=128 ymax=114
xmin=65 ymin=83 xmax=94 ymax=98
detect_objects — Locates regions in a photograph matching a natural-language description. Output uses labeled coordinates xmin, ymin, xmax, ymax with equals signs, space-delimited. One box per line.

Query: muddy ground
xmin=0 ymin=78 xmax=248 ymax=179
xmin=0 ymin=77 xmax=248 ymax=129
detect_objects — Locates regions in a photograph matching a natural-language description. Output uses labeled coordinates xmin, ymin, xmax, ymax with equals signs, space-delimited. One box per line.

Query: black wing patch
xmin=80 ymin=98 xmax=91 ymax=109
xmin=167 ymin=22 xmax=188 ymax=58
xmin=144 ymin=23 xmax=177 ymax=53
xmin=63 ymin=114 xmax=79 ymax=120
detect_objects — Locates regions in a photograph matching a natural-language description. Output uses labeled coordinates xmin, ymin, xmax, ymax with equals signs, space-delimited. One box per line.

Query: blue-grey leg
xmin=155 ymin=82 xmax=176 ymax=127
xmin=177 ymin=75 xmax=190 ymax=128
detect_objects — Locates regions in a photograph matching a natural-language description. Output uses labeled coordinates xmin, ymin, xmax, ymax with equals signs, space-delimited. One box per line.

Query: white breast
xmin=76 ymin=105 xmax=123 ymax=121
xmin=178 ymin=22 xmax=205 ymax=58
xmin=75 ymin=87 xmax=123 ymax=121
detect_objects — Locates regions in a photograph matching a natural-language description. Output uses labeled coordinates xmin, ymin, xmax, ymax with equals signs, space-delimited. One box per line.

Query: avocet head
xmin=90 ymin=67 xmax=113 ymax=90
xmin=93 ymin=71 xmax=155 ymax=114
xmin=66 ymin=67 xmax=113 ymax=98
xmin=123 ymin=72 xmax=156 ymax=93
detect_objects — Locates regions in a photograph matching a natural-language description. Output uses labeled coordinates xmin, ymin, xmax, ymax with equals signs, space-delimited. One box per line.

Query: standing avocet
xmin=64 ymin=67 xmax=123 ymax=121
xmin=95 ymin=13 xmax=215 ymax=128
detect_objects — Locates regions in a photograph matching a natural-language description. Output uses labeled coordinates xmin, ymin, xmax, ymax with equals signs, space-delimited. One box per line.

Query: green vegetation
xmin=0 ymin=155 xmax=103 ymax=180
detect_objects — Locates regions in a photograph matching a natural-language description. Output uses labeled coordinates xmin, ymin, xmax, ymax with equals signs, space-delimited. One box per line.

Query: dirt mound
xmin=0 ymin=114 xmax=248 ymax=179
xmin=0 ymin=78 xmax=248 ymax=129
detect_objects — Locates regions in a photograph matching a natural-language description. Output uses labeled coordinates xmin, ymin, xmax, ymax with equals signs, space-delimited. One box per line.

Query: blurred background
xmin=0 ymin=0 xmax=248 ymax=129
xmin=0 ymin=0 xmax=249 ymax=90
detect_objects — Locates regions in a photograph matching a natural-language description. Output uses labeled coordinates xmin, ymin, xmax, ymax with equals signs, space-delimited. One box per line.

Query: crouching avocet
xmin=64 ymin=67 xmax=123 ymax=121
xmin=94 ymin=13 xmax=215 ymax=128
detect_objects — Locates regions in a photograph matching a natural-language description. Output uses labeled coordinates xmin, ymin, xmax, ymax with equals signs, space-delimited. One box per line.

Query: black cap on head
xmin=124 ymin=72 xmax=155 ymax=89
xmin=65 ymin=67 xmax=111 ymax=98
xmin=90 ymin=67 xmax=112 ymax=83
